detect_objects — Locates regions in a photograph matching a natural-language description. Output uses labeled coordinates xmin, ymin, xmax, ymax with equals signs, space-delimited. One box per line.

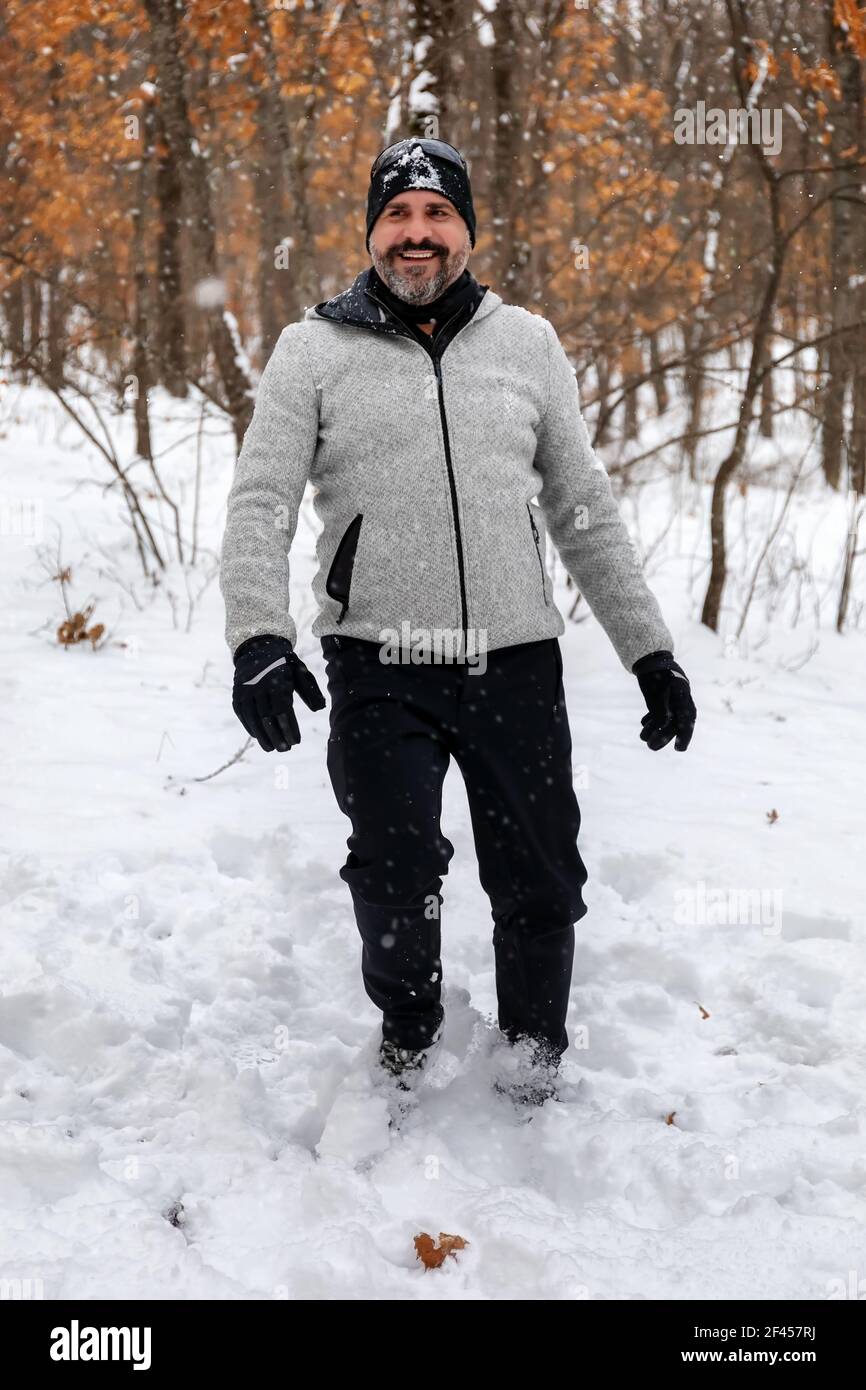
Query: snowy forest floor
xmin=1 ymin=383 xmax=865 ymax=1300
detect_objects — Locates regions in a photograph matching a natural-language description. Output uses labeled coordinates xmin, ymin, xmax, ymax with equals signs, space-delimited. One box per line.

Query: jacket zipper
xmin=366 ymin=290 xmax=471 ymax=645
xmin=432 ymin=349 xmax=468 ymax=641
xmin=527 ymin=504 xmax=550 ymax=606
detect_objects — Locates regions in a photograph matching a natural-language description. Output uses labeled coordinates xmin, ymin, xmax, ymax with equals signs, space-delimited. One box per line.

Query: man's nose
xmin=403 ymin=217 xmax=438 ymax=244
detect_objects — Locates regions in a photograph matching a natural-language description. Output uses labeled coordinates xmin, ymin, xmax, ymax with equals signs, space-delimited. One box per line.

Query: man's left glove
xmin=232 ymin=634 xmax=326 ymax=753
xmin=632 ymin=649 xmax=696 ymax=752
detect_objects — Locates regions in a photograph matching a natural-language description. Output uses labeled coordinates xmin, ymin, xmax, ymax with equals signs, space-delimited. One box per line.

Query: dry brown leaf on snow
xmin=414 ymin=1232 xmax=469 ymax=1269
xmin=57 ymin=603 xmax=104 ymax=648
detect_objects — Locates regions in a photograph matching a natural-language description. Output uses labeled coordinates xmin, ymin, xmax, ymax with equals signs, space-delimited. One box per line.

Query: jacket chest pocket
xmin=326 ymin=513 xmax=364 ymax=624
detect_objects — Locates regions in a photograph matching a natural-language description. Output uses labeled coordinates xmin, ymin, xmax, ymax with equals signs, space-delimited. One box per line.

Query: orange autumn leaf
xmin=57 ymin=603 xmax=104 ymax=649
xmin=414 ymin=1232 xmax=469 ymax=1269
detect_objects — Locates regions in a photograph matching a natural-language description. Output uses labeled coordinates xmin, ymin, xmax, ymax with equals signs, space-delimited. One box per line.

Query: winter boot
xmin=493 ymin=1033 xmax=564 ymax=1109
xmin=378 ymin=1038 xmax=432 ymax=1090
xmin=378 ymin=1005 xmax=444 ymax=1089
xmin=378 ymin=1036 xmax=441 ymax=1132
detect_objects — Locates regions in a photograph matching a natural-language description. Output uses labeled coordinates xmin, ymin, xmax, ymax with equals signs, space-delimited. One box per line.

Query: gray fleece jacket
xmin=219 ymin=269 xmax=675 ymax=670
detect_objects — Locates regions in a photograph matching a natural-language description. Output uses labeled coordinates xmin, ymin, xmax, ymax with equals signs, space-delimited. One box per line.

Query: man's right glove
xmin=232 ymin=634 xmax=326 ymax=753
xmin=632 ymin=649 xmax=696 ymax=752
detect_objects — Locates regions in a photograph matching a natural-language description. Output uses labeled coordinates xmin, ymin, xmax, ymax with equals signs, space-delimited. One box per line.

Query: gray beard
xmin=371 ymin=253 xmax=451 ymax=306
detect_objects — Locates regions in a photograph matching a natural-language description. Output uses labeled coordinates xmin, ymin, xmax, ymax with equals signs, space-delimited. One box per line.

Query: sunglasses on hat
xmin=370 ymin=138 xmax=468 ymax=180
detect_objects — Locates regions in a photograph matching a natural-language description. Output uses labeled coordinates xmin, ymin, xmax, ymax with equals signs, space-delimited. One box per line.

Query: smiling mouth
xmin=395 ymin=249 xmax=441 ymax=262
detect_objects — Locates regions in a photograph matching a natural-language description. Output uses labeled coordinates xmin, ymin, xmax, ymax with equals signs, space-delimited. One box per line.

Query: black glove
xmin=632 ymin=649 xmax=696 ymax=752
xmin=232 ymin=634 xmax=326 ymax=752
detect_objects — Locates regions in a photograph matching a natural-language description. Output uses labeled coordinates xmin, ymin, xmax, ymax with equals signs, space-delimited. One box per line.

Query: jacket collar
xmin=306 ymin=265 xmax=500 ymax=336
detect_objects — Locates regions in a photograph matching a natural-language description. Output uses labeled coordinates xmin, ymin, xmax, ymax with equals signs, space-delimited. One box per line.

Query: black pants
xmin=321 ymin=634 xmax=588 ymax=1057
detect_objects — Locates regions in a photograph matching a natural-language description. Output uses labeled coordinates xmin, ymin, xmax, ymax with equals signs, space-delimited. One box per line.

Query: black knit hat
xmin=365 ymin=139 xmax=476 ymax=251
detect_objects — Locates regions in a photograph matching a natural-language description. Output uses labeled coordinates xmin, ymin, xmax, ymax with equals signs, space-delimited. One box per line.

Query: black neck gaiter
xmin=367 ymin=265 xmax=479 ymax=332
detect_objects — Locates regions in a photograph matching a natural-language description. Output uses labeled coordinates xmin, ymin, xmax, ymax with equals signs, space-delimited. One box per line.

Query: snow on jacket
xmin=219 ymin=267 xmax=675 ymax=670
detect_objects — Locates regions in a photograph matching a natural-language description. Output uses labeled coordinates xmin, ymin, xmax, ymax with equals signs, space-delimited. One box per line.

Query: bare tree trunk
xmin=489 ymin=0 xmax=522 ymax=291
xmin=520 ymin=3 xmax=566 ymax=309
xmin=836 ymin=493 xmax=863 ymax=631
xmin=758 ymin=331 xmax=775 ymax=438
xmin=408 ymin=0 xmax=461 ymax=135
xmin=253 ymin=97 xmax=291 ymax=359
xmin=26 ymin=271 xmax=42 ymax=376
xmin=683 ymin=325 xmax=706 ymax=481
xmin=820 ymin=0 xmax=863 ymax=489
xmin=594 ymin=354 xmax=614 ymax=447
xmin=248 ymin=0 xmax=319 ymax=319
xmin=850 ymin=326 xmax=866 ymax=495
xmin=45 ymin=272 xmax=65 ymax=390
xmin=622 ymin=344 xmax=642 ymax=442
xmin=381 ymin=1 xmax=413 ymax=145
xmin=701 ymin=0 xmax=788 ymax=631
xmin=681 ymin=53 xmax=738 ymax=479
xmin=144 ymin=0 xmax=253 ymax=444
xmin=153 ymin=104 xmax=187 ymax=397
xmin=649 ymin=332 xmax=669 ymax=415
xmin=132 ymin=105 xmax=153 ymax=462
xmin=2 ymin=277 xmax=26 ymax=371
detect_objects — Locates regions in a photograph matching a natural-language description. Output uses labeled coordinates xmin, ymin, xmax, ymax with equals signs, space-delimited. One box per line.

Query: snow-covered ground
xmin=1 ymin=381 xmax=864 ymax=1300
